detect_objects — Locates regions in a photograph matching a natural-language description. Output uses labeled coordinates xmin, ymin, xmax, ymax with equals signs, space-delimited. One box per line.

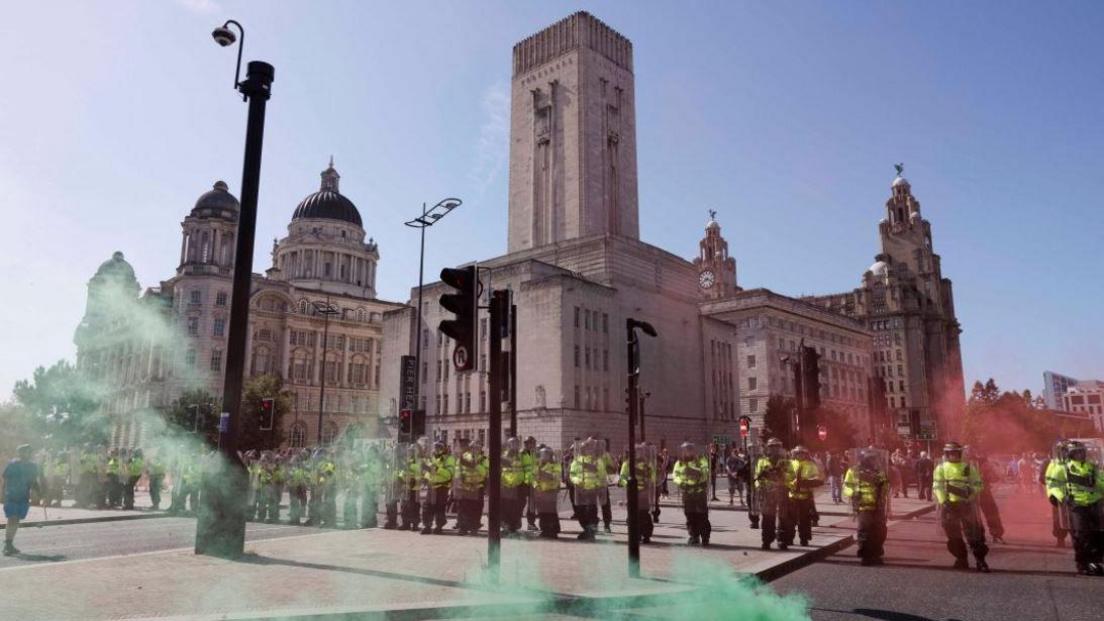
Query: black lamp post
xmin=403 ymin=198 xmax=461 ymax=441
xmin=626 ymin=317 xmax=657 ymax=578
xmin=312 ymin=298 xmax=340 ymax=445
xmin=195 ymin=19 xmax=274 ymax=559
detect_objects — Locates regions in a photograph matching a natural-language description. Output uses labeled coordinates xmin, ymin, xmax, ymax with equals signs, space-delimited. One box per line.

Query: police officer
xmin=454 ymin=440 xmax=488 ymax=535
xmin=520 ymin=436 xmax=539 ymax=531
xmin=421 ymin=441 xmax=456 ymax=534
xmin=621 ymin=442 xmax=657 ymax=544
xmin=569 ymin=437 xmax=604 ymax=541
xmin=123 ymin=448 xmax=144 ymax=510
xmin=933 ymin=441 xmax=989 ymax=572
xmin=673 ymin=441 xmax=712 ymax=546
xmin=782 ymin=445 xmax=823 ymax=547
xmin=360 ymin=445 xmax=382 ymax=528
xmin=533 ymin=446 xmax=562 ymax=538
xmin=501 ymin=437 xmax=529 ymax=536
xmin=287 ymin=450 xmax=311 ymax=525
xmin=1047 ymin=440 xmax=1104 ymax=575
xmin=1043 ymin=443 xmax=1069 ymax=548
xmin=755 ymin=438 xmax=793 ymax=550
xmin=844 ymin=449 xmax=889 ymax=566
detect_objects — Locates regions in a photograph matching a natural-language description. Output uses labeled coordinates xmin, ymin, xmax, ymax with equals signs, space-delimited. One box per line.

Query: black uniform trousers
xmin=1070 ymin=504 xmax=1104 ymax=568
xmin=503 ymin=490 xmax=525 ymax=532
xmin=400 ymin=489 xmax=420 ymax=529
xmin=941 ymin=502 xmax=988 ymax=562
xmin=856 ymin=509 xmax=888 ymax=561
xmin=421 ymin=486 xmax=450 ymax=530
xmin=781 ymin=496 xmax=814 ymax=545
xmin=760 ymin=493 xmax=787 ymax=545
xmin=682 ymin=489 xmax=712 ymax=543
xmin=576 ymin=504 xmax=599 ymax=536
xmin=634 ymin=509 xmax=655 ymax=541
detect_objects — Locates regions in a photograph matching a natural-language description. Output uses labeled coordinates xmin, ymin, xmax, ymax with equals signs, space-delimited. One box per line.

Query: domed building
xmin=76 ymin=161 xmax=403 ymax=448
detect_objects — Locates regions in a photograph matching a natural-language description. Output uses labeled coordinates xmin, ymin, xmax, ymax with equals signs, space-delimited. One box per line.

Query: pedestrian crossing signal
xmin=259 ymin=398 xmax=275 ymax=431
xmin=399 ymin=409 xmax=412 ymax=435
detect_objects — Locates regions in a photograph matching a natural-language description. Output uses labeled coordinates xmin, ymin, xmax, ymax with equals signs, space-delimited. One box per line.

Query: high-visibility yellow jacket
xmin=788 ymin=458 xmax=824 ymax=500
xmin=456 ymin=451 xmax=488 ymax=492
xmin=533 ymin=462 xmax=560 ymax=493
xmin=425 ymin=453 xmax=457 ymax=487
xmin=673 ymin=456 xmax=710 ymax=492
xmin=501 ymin=452 xmax=528 ymax=488
xmin=1044 ymin=459 xmax=1066 ymax=502
xmin=843 ymin=466 xmax=886 ymax=512
xmin=1048 ymin=459 xmax=1104 ymax=507
xmin=569 ymin=455 xmax=607 ymax=491
xmin=315 ymin=460 xmax=337 ymax=487
xmin=520 ymin=450 xmax=536 ymax=482
xmin=754 ymin=456 xmax=794 ymax=492
xmin=127 ymin=458 xmax=144 ymax=478
xmin=932 ymin=461 xmax=981 ymax=505
xmin=619 ymin=459 xmax=656 ymax=487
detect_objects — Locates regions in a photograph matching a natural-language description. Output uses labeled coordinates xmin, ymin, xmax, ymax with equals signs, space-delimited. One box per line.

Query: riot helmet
xmin=538 ymin=446 xmax=555 ymax=464
xmin=505 ymin=436 xmax=520 ymax=454
xmin=679 ymin=441 xmax=697 ymax=460
xmin=942 ymin=442 xmax=964 ymax=463
xmin=766 ymin=437 xmax=786 ymax=461
xmin=792 ymin=445 xmax=810 ymax=460
xmin=1066 ymin=441 xmax=1087 ymax=462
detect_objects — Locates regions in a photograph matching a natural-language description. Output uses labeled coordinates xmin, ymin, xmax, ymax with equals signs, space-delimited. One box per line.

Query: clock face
xmin=699 ymin=270 xmax=716 ymax=289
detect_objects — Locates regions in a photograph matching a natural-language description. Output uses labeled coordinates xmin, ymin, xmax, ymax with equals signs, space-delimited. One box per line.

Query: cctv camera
xmin=212 ymin=26 xmax=237 ymax=47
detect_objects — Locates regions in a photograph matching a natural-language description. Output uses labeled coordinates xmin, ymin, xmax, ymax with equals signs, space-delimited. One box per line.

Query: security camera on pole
xmin=196 ymin=18 xmax=274 ymax=559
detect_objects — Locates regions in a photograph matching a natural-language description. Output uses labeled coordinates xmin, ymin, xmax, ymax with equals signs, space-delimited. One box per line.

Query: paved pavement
xmin=1 ymin=490 xmax=923 ymax=620
xmin=773 ymin=484 xmax=1104 ymax=621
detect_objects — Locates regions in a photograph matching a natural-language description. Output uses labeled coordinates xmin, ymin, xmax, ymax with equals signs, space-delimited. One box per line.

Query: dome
xmin=868 ymin=260 xmax=889 ymax=277
xmin=292 ymin=191 xmax=363 ymax=227
xmin=891 ymin=175 xmax=910 ymax=189
xmin=291 ymin=160 xmax=363 ymax=227
xmin=95 ymin=251 xmax=135 ymax=280
xmin=191 ymin=181 xmax=240 ymax=219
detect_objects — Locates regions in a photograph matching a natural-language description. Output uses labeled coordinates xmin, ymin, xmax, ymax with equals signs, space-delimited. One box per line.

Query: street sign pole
xmin=486 ymin=289 xmax=508 ymax=580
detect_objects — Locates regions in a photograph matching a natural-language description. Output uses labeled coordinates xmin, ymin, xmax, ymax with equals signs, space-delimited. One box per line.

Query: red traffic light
xmin=259 ymin=397 xmax=275 ymax=431
xmin=738 ymin=416 xmax=751 ymax=438
xmin=817 ymin=424 xmax=827 ymax=441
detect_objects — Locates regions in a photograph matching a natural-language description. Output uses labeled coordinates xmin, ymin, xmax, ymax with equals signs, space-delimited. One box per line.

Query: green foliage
xmin=764 ymin=394 xmax=795 ymax=445
xmin=165 ymin=389 xmax=220 ymax=447
xmin=962 ymin=377 xmax=1079 ymax=454
xmin=11 ymin=360 xmax=108 ymax=448
xmin=240 ymin=374 xmax=292 ymax=451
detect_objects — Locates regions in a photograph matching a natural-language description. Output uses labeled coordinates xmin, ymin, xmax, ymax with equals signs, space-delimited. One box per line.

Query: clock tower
xmin=692 ymin=210 xmax=738 ymax=300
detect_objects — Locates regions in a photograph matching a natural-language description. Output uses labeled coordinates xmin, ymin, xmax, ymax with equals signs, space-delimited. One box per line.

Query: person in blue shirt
xmin=3 ymin=444 xmax=42 ymax=556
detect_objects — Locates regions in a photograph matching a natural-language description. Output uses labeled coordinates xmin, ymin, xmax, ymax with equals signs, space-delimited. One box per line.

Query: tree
xmin=763 ymin=394 xmax=796 ymax=446
xmin=240 ymin=374 xmax=292 ymax=451
xmin=165 ymin=389 xmax=220 ymax=448
xmin=962 ymin=383 xmax=1064 ymax=455
xmin=815 ymin=407 xmax=861 ymax=452
xmin=12 ymin=360 xmax=108 ymax=448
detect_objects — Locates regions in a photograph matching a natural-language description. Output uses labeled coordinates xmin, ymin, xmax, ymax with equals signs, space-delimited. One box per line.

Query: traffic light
xmin=412 ymin=410 xmax=426 ymax=438
xmin=801 ymin=346 xmax=821 ymax=411
xmin=399 ymin=409 xmax=412 ymax=435
xmin=739 ymin=416 xmax=751 ymax=438
xmin=439 ymin=266 xmax=479 ymax=372
xmin=259 ymin=398 xmax=274 ymax=431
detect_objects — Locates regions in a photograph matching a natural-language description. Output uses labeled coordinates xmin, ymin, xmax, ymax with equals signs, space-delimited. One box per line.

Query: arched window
xmin=289 ymin=422 xmax=307 ymax=448
xmin=322 ymin=421 xmax=339 ymax=445
xmin=298 ymin=299 xmax=309 ymax=315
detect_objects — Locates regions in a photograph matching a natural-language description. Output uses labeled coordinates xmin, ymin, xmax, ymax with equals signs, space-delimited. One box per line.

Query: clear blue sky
xmin=1 ymin=1 xmax=1101 ymax=398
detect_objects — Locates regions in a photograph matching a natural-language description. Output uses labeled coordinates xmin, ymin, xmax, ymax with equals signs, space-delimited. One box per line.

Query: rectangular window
xmin=436 ymin=360 xmax=441 ymax=381
xmin=603 ymin=387 xmax=609 ymax=411
xmin=421 ymin=361 xmax=427 ymax=383
xmin=480 ymin=391 xmax=486 ymax=412
xmin=480 ymin=318 xmax=488 ymax=340
xmin=574 ymin=385 xmax=580 ymax=409
xmin=190 ymin=290 xmax=201 ymax=305
xmin=897 ymin=364 xmax=904 ymax=377
xmin=213 ymin=318 xmax=225 ymax=337
xmin=748 ymin=377 xmax=757 ymax=390
xmin=443 ymin=393 xmax=449 ymax=414
xmin=187 ymin=317 xmax=199 ymax=336
xmin=584 ymin=310 xmax=591 ymax=330
xmin=185 ymin=349 xmax=196 ymax=367
xmin=574 ymin=345 xmax=580 ymax=368
xmin=746 ymin=355 xmax=756 ymax=368
xmin=215 ymin=291 xmax=227 ymax=306
xmin=585 ymin=347 xmax=591 ymax=369
xmin=602 ymin=313 xmax=609 ymax=333
xmin=574 ymin=306 xmax=580 ymax=328
xmin=899 ymin=380 xmax=905 ymax=392
xmin=603 ymin=349 xmax=609 ymax=372
xmin=210 ymin=349 xmax=222 ymax=371
xmin=435 ymin=395 xmax=441 ymax=414
xmin=749 ymin=398 xmax=758 ymax=413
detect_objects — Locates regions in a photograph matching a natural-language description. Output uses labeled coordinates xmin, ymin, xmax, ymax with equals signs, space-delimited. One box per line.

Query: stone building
xmin=380 ymin=12 xmax=893 ymax=450
xmin=803 ymin=170 xmax=965 ymax=440
xmin=76 ymin=162 xmax=402 ymax=447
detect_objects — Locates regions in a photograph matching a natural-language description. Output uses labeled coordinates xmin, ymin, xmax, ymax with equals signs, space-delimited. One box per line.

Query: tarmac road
xmin=773 ymin=485 xmax=1104 ymax=621
xmin=0 ymin=517 xmax=327 ymax=569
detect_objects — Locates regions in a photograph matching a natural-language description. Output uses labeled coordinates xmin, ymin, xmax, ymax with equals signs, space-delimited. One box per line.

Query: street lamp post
xmin=312 ymin=299 xmax=340 ymax=445
xmin=626 ymin=318 xmax=657 ymax=578
xmin=196 ymin=19 xmax=273 ymax=559
xmin=403 ymin=198 xmax=461 ymax=441
xmin=638 ymin=389 xmax=651 ymax=441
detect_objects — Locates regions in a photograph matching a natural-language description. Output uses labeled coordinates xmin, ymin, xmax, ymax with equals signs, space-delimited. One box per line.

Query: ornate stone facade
xmin=804 ymin=171 xmax=965 ymax=440
xmin=77 ymin=163 xmax=402 ymax=447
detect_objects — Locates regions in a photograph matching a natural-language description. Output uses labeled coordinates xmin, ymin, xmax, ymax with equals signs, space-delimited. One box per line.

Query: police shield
xmin=676 ymin=442 xmax=709 ymax=514
xmin=571 ymin=438 xmax=603 ymax=508
xmin=846 ymin=448 xmax=890 ymax=518
xmin=453 ymin=443 xmax=484 ymax=502
xmin=624 ymin=443 xmax=657 ymax=511
xmin=746 ymin=442 xmax=764 ymax=518
xmin=385 ymin=442 xmax=413 ymax=506
xmin=501 ymin=437 xmax=525 ymax=501
xmin=532 ymin=447 xmax=562 ymax=514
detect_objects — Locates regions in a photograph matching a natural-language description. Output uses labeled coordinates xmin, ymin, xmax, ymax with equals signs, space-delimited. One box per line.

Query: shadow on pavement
xmin=816 ymin=557 xmax=1074 ymax=578
xmin=9 ymin=552 xmax=67 ymax=562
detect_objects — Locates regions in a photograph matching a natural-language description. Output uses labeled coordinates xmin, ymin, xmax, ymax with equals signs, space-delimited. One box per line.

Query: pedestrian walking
xmin=915 ymin=451 xmax=934 ymax=501
xmin=726 ymin=448 xmax=748 ymax=506
xmin=3 ymin=445 xmax=43 ymax=556
xmin=827 ymin=451 xmax=844 ymax=504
